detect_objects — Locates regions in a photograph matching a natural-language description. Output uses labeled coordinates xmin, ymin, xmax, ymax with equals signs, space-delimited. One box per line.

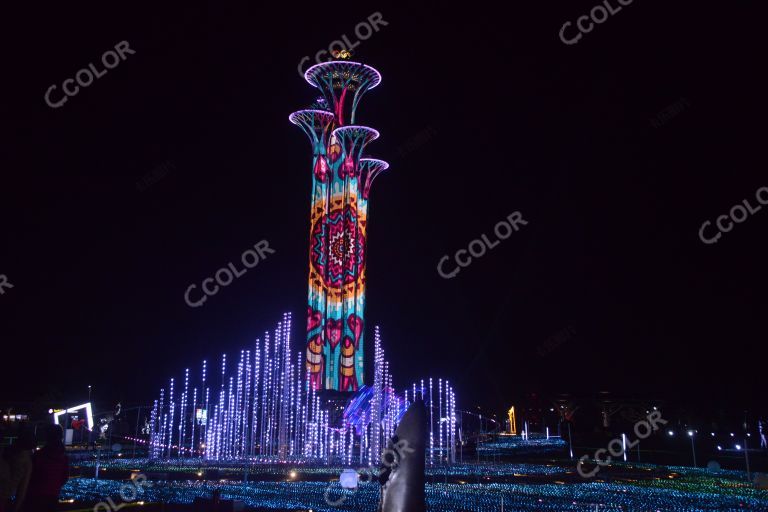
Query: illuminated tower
xmin=290 ymin=58 xmax=389 ymax=391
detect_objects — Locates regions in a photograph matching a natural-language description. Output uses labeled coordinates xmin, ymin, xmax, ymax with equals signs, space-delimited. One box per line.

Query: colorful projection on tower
xmin=290 ymin=60 xmax=388 ymax=391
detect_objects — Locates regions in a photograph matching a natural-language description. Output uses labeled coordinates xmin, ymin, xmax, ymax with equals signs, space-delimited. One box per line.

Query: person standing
xmin=2 ymin=431 xmax=35 ymax=512
xmin=23 ymin=425 xmax=69 ymax=512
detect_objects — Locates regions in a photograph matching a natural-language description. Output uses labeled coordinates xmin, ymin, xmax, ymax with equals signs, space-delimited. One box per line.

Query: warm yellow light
xmin=507 ymin=406 xmax=517 ymax=435
xmin=332 ymin=49 xmax=353 ymax=59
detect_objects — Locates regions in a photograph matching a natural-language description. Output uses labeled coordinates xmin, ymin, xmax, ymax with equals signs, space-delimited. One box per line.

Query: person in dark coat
xmin=2 ymin=430 xmax=35 ymax=512
xmin=23 ymin=425 xmax=69 ymax=512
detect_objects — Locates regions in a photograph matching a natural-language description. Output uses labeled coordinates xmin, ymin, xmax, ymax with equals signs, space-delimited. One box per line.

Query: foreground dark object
xmin=378 ymin=399 xmax=427 ymax=512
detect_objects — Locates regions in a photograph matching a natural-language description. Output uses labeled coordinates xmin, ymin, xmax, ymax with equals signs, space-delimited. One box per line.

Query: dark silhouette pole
xmin=378 ymin=399 xmax=427 ymax=512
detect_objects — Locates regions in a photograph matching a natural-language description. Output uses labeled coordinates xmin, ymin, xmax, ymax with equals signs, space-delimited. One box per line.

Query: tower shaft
xmin=291 ymin=61 xmax=388 ymax=392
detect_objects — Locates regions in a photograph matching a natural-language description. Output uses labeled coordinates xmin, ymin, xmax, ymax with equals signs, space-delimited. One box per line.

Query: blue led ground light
xmin=75 ymin=459 xmax=568 ymax=477
xmin=477 ymin=434 xmax=568 ymax=456
xmin=62 ymin=462 xmax=768 ymax=511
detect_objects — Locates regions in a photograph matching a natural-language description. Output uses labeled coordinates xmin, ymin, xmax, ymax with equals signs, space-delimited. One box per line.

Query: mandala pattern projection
xmin=309 ymin=204 xmax=365 ymax=291
xmin=291 ymin=59 xmax=388 ymax=391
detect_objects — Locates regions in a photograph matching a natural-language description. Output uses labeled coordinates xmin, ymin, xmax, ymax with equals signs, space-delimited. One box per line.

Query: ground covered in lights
xmin=477 ymin=435 xmax=568 ymax=456
xmin=62 ymin=460 xmax=768 ymax=511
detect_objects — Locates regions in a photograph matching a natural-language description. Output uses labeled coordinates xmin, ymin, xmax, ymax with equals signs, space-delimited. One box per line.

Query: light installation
xmin=290 ymin=58 xmax=388 ymax=391
xmin=52 ymin=402 xmax=95 ymax=431
xmin=507 ymin=406 xmax=517 ymax=435
xmin=147 ymin=314 xmax=457 ymax=465
xmin=62 ymin=463 xmax=768 ymax=511
xmin=146 ymin=58 xmax=457 ymax=466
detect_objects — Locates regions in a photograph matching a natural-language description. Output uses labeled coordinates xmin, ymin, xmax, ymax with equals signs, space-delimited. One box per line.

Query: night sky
xmin=1 ymin=2 xmax=765 ymax=417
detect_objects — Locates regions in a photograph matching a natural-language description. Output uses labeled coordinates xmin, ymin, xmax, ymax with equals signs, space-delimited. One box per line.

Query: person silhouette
xmin=2 ymin=430 xmax=35 ymax=512
xmin=23 ymin=425 xmax=69 ymax=512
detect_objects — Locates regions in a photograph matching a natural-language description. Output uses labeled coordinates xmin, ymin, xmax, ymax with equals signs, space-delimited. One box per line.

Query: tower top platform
xmin=359 ymin=158 xmax=389 ymax=171
xmin=304 ymin=61 xmax=382 ymax=92
xmin=304 ymin=61 xmax=381 ymax=125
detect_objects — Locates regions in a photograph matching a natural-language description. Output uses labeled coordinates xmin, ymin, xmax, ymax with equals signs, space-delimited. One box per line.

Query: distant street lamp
xmin=743 ymin=413 xmax=752 ymax=481
xmin=743 ymin=437 xmax=751 ymax=481
xmin=687 ymin=430 xmax=697 ymax=467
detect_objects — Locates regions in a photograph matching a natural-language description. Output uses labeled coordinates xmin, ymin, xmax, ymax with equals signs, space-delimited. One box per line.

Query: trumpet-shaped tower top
xmin=288 ymin=109 xmax=336 ymax=146
xmin=304 ymin=61 xmax=382 ymax=126
xmin=359 ymin=158 xmax=389 ymax=199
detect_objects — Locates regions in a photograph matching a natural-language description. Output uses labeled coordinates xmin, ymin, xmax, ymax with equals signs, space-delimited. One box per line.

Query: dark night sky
xmin=1 ymin=2 xmax=766 ymax=416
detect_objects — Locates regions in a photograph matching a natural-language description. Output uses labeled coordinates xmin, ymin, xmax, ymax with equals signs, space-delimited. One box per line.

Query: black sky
xmin=1 ymin=2 xmax=766 ymax=416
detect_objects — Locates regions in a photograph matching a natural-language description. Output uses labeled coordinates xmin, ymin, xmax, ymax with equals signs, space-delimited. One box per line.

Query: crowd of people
xmin=0 ymin=425 xmax=70 ymax=512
